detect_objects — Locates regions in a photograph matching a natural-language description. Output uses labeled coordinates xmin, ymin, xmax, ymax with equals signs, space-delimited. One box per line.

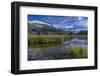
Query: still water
xmin=28 ymin=38 xmax=87 ymax=61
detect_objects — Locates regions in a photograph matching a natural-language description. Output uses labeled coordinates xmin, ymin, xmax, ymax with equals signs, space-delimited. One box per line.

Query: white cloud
xmin=78 ymin=17 xmax=83 ymax=20
xmin=65 ymin=26 xmax=74 ymax=28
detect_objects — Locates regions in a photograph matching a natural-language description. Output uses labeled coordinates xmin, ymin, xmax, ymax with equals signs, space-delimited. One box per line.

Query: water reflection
xmin=28 ymin=38 xmax=88 ymax=61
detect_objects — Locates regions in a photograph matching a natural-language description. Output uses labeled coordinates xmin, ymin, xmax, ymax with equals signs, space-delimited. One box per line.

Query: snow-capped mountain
xmin=28 ymin=20 xmax=65 ymax=34
xmin=28 ymin=20 xmax=51 ymax=28
xmin=28 ymin=20 xmax=87 ymax=35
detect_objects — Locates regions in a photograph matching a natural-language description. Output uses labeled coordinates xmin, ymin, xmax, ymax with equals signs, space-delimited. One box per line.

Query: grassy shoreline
xmin=28 ymin=34 xmax=87 ymax=45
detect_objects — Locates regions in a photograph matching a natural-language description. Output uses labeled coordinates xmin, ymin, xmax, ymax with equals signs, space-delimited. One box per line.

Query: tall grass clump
xmin=64 ymin=45 xmax=87 ymax=58
xmin=28 ymin=34 xmax=70 ymax=48
xmin=28 ymin=34 xmax=71 ymax=46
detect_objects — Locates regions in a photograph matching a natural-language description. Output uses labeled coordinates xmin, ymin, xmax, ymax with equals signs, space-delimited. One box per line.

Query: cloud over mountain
xmin=28 ymin=15 xmax=88 ymax=32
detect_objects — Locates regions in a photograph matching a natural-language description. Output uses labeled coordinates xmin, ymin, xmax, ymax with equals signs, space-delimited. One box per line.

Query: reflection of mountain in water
xmin=28 ymin=20 xmax=88 ymax=61
xmin=28 ymin=38 xmax=87 ymax=60
xmin=63 ymin=38 xmax=87 ymax=47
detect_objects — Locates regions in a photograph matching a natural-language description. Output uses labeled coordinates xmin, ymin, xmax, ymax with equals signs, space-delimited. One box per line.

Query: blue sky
xmin=28 ymin=15 xmax=88 ymax=31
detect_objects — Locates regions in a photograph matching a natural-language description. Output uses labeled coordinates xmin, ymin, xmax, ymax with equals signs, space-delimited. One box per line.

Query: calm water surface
xmin=28 ymin=38 xmax=87 ymax=61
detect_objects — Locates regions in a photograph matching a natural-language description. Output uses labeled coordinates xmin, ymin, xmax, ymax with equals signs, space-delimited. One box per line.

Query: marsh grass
xmin=28 ymin=34 xmax=88 ymax=58
xmin=28 ymin=34 xmax=71 ymax=47
xmin=64 ymin=45 xmax=87 ymax=58
xmin=29 ymin=35 xmax=63 ymax=48
xmin=28 ymin=34 xmax=87 ymax=44
xmin=29 ymin=42 xmax=61 ymax=48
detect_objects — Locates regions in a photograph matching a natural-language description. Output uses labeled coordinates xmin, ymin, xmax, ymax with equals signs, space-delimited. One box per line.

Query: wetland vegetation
xmin=28 ymin=15 xmax=88 ymax=61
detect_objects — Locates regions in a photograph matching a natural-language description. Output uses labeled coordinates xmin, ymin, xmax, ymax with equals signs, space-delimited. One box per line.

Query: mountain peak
xmin=28 ymin=20 xmax=51 ymax=26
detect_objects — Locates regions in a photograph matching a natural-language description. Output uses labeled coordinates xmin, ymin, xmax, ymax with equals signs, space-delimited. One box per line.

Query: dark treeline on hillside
xmin=28 ymin=21 xmax=87 ymax=36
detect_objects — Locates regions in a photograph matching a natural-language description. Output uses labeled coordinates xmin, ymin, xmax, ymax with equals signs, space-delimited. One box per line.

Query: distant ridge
xmin=28 ymin=20 xmax=65 ymax=34
xmin=28 ymin=20 xmax=51 ymax=26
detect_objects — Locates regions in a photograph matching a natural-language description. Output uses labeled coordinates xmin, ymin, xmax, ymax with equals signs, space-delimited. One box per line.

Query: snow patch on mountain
xmin=28 ymin=20 xmax=51 ymax=26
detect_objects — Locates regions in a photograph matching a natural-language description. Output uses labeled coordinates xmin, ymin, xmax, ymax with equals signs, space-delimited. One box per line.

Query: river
xmin=28 ymin=38 xmax=87 ymax=61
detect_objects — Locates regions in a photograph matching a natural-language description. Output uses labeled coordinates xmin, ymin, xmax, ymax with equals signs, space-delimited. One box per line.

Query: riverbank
xmin=28 ymin=34 xmax=87 ymax=46
xmin=28 ymin=38 xmax=88 ymax=60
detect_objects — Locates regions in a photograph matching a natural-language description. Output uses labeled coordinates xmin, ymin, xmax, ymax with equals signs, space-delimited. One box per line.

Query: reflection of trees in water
xmin=28 ymin=38 xmax=88 ymax=61
xmin=28 ymin=34 xmax=87 ymax=49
